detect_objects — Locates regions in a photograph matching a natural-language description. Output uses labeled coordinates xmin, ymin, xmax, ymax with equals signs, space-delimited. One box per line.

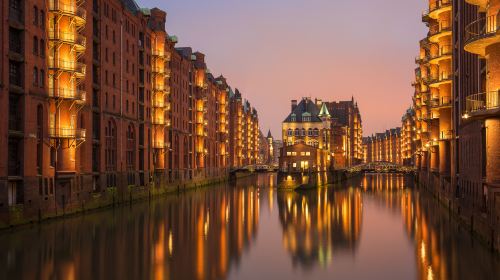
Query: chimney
xmin=291 ymin=100 xmax=297 ymax=111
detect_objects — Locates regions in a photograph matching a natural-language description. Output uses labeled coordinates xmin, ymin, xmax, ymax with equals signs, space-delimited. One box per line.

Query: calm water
xmin=1 ymin=174 xmax=499 ymax=280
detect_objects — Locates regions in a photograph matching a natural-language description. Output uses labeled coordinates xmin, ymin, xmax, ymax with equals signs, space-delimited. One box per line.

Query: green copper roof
xmin=318 ymin=103 xmax=330 ymax=117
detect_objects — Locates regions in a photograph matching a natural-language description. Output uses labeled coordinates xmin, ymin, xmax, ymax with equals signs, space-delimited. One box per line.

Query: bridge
xmin=230 ymin=164 xmax=279 ymax=174
xmin=347 ymin=162 xmax=415 ymax=174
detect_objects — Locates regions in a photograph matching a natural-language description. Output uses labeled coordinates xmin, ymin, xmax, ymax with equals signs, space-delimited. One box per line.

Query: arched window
xmin=314 ymin=128 xmax=320 ymax=136
xmin=294 ymin=128 xmax=300 ymax=136
xmin=40 ymin=39 xmax=45 ymax=57
xmin=105 ymin=118 xmax=117 ymax=173
xmin=33 ymin=36 xmax=38 ymax=55
xmin=39 ymin=69 xmax=45 ymax=86
xmin=287 ymin=129 xmax=292 ymax=136
xmin=40 ymin=10 xmax=45 ymax=28
xmin=33 ymin=6 xmax=38 ymax=25
xmin=33 ymin=67 xmax=38 ymax=86
xmin=36 ymin=104 xmax=43 ymax=174
xmin=301 ymin=128 xmax=306 ymax=136
xmin=126 ymin=123 xmax=135 ymax=168
xmin=308 ymin=128 xmax=313 ymax=136
xmin=126 ymin=123 xmax=136 ymax=185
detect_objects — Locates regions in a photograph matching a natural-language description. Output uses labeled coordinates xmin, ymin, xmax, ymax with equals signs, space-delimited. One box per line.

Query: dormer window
xmin=302 ymin=112 xmax=311 ymax=122
xmin=290 ymin=114 xmax=296 ymax=122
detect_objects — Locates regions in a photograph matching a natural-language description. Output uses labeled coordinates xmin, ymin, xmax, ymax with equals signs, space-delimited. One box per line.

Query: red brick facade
xmin=0 ymin=0 xmax=260 ymax=226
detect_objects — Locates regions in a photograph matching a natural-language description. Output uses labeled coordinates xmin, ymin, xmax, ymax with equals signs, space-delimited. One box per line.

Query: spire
xmin=267 ymin=129 xmax=272 ymax=139
xmin=318 ymin=102 xmax=330 ymax=118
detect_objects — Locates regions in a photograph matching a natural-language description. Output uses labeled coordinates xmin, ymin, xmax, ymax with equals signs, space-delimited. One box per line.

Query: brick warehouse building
xmin=280 ymin=97 xmax=364 ymax=172
xmin=0 ymin=0 xmax=260 ymax=225
xmin=410 ymin=0 xmax=500 ymax=249
xmin=362 ymin=128 xmax=402 ymax=165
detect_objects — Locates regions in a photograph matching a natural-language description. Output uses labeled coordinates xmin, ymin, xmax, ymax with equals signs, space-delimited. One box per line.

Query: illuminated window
xmin=287 ymin=152 xmax=291 ymax=156
xmin=292 ymin=162 xmax=297 ymax=168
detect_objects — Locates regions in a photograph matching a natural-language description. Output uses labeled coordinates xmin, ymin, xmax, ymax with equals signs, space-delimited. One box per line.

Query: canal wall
xmin=415 ymin=171 xmax=499 ymax=252
xmin=0 ymin=173 xmax=236 ymax=229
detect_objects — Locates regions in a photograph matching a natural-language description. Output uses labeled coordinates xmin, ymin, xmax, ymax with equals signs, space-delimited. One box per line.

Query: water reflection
xmin=0 ymin=174 xmax=498 ymax=280
xmin=277 ymin=188 xmax=362 ymax=269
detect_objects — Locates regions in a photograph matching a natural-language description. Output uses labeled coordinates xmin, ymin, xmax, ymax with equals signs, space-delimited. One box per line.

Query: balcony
xmin=48 ymin=87 xmax=86 ymax=102
xmin=48 ymin=30 xmax=86 ymax=50
xmin=429 ymin=45 xmax=452 ymax=64
xmin=466 ymin=90 xmax=500 ymax=118
xmin=464 ymin=15 xmax=500 ymax=56
xmin=425 ymin=0 xmax=452 ymax=20
xmin=152 ymin=50 xmax=165 ymax=57
xmin=464 ymin=0 xmax=487 ymax=12
xmin=48 ymin=127 xmax=86 ymax=139
xmin=48 ymin=0 xmax=86 ymax=26
xmin=429 ymin=20 xmax=452 ymax=43
xmin=153 ymin=84 xmax=170 ymax=94
xmin=427 ymin=72 xmax=452 ymax=87
xmin=153 ymin=99 xmax=165 ymax=108
xmin=424 ymin=113 xmax=439 ymax=122
xmin=152 ymin=117 xmax=165 ymax=125
xmin=430 ymin=96 xmax=452 ymax=109
xmin=415 ymin=55 xmax=429 ymax=64
xmin=439 ymin=130 xmax=453 ymax=141
xmin=48 ymin=59 xmax=86 ymax=76
xmin=152 ymin=141 xmax=167 ymax=149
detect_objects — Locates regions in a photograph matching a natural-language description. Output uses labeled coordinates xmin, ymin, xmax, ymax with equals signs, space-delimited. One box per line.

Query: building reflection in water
xmin=361 ymin=173 xmax=500 ymax=280
xmin=277 ymin=187 xmax=363 ymax=269
xmin=0 ymin=176 xmax=262 ymax=280
xmin=0 ymin=174 xmax=498 ymax=280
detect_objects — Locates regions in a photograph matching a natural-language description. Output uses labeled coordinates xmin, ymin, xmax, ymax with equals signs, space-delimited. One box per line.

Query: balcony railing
xmin=48 ymin=59 xmax=86 ymax=75
xmin=152 ymin=141 xmax=167 ymax=149
xmin=465 ymin=15 xmax=499 ymax=46
xmin=152 ymin=118 xmax=165 ymax=125
xmin=48 ymin=29 xmax=86 ymax=49
xmin=429 ymin=20 xmax=451 ymax=37
xmin=48 ymin=0 xmax=87 ymax=23
xmin=153 ymin=99 xmax=165 ymax=108
xmin=429 ymin=45 xmax=452 ymax=61
xmin=48 ymin=127 xmax=86 ymax=139
xmin=430 ymin=96 xmax=452 ymax=108
xmin=152 ymin=50 xmax=165 ymax=57
xmin=466 ymin=90 xmax=500 ymax=114
xmin=48 ymin=87 xmax=86 ymax=102
xmin=439 ymin=130 xmax=453 ymax=140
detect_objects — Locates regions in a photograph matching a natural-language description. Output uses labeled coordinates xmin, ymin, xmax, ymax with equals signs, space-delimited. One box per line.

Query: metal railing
xmin=430 ymin=96 xmax=452 ymax=107
xmin=429 ymin=20 xmax=451 ymax=36
xmin=429 ymin=45 xmax=452 ymax=60
xmin=48 ymin=127 xmax=86 ymax=139
xmin=152 ymin=117 xmax=165 ymax=125
xmin=440 ymin=130 xmax=453 ymax=140
xmin=48 ymin=29 xmax=86 ymax=48
xmin=153 ymin=99 xmax=165 ymax=108
xmin=423 ymin=0 xmax=452 ymax=18
xmin=48 ymin=0 xmax=87 ymax=22
xmin=48 ymin=87 xmax=86 ymax=101
xmin=48 ymin=59 xmax=86 ymax=75
xmin=466 ymin=90 xmax=500 ymax=113
xmin=465 ymin=14 xmax=499 ymax=44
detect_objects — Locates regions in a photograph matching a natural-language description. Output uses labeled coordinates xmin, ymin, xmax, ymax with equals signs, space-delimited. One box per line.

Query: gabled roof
xmin=283 ymin=98 xmax=322 ymax=123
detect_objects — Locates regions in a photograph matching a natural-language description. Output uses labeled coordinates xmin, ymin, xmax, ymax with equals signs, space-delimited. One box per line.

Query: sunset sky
xmin=142 ymin=0 xmax=428 ymax=138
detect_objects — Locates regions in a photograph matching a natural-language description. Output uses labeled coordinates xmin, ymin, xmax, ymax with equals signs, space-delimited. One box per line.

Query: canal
xmin=0 ymin=174 xmax=499 ymax=280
